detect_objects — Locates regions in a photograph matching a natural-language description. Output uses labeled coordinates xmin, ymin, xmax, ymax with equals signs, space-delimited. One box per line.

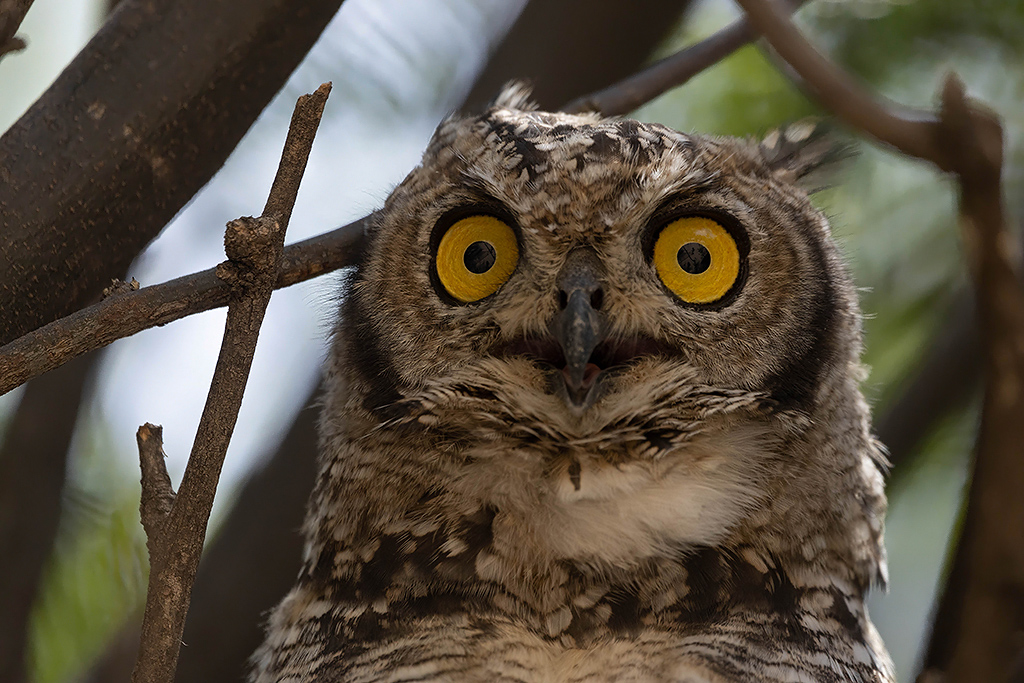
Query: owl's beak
xmin=553 ymin=249 xmax=606 ymax=407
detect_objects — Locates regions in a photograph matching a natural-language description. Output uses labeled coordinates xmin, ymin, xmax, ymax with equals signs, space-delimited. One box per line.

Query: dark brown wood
xmin=563 ymin=19 xmax=755 ymax=115
xmin=0 ymin=0 xmax=32 ymax=59
xmin=0 ymin=0 xmax=346 ymax=345
xmin=464 ymin=0 xmax=689 ymax=113
xmin=916 ymin=76 xmax=1024 ymax=683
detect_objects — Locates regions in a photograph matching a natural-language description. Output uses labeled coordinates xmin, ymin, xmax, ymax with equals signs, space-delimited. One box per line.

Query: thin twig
xmin=130 ymin=82 xmax=331 ymax=683
xmin=0 ymin=217 xmax=365 ymax=397
xmin=562 ymin=0 xmax=807 ymax=116
xmin=731 ymin=1 xmax=1024 ymax=680
xmin=0 ymin=0 xmax=32 ymax=60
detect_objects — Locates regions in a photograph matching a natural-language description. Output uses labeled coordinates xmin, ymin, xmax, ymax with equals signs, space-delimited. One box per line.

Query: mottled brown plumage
xmin=251 ymin=85 xmax=894 ymax=682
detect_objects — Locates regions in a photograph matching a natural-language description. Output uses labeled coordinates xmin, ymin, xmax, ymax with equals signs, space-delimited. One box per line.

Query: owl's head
xmin=325 ymin=86 xmax=886 ymax=589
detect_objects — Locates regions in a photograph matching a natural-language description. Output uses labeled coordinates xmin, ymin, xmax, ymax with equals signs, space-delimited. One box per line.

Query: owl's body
xmin=252 ymin=87 xmax=894 ymax=682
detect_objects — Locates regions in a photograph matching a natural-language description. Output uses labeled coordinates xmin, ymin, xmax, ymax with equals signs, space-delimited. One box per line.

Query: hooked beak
xmin=551 ymin=249 xmax=606 ymax=407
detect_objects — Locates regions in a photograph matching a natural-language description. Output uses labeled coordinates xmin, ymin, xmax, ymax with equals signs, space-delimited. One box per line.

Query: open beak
xmin=551 ymin=249 xmax=606 ymax=407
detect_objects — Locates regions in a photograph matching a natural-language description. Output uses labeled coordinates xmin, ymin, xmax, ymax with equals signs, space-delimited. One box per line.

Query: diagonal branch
xmin=130 ymin=83 xmax=331 ymax=683
xmin=731 ymin=0 xmax=1001 ymax=172
xmin=562 ymin=0 xmax=808 ymax=116
xmin=0 ymin=0 xmax=347 ymax=345
xmin=731 ymin=1 xmax=1024 ymax=681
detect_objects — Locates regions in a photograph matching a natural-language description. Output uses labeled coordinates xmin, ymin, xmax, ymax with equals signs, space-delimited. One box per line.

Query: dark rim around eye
xmin=643 ymin=209 xmax=751 ymax=311
xmin=428 ymin=202 xmax=522 ymax=306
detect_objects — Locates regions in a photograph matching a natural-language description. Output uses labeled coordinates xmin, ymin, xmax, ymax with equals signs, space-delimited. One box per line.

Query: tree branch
xmin=0 ymin=217 xmax=364 ymax=397
xmin=0 ymin=0 xmax=346 ymax=345
xmin=137 ymin=424 xmax=175 ymax=550
xmin=731 ymin=0 xmax=1001 ymax=172
xmin=562 ymin=0 xmax=808 ymax=116
xmin=0 ymin=0 xmax=32 ymax=60
xmin=465 ymin=0 xmax=691 ymax=113
xmin=916 ymin=76 xmax=1024 ymax=683
xmin=130 ymin=83 xmax=330 ymax=683
xmin=730 ymin=0 xmax=1023 ymax=680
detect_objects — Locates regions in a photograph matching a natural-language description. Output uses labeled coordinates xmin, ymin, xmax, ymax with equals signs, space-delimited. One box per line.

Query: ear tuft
xmin=760 ymin=119 xmax=854 ymax=193
xmin=491 ymin=80 xmax=539 ymax=112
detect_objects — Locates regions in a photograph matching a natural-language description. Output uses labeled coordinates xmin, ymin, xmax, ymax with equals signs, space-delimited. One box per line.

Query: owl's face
xmin=350 ymin=100 xmax=847 ymax=426
xmin=333 ymin=89 xmax=884 ymax=581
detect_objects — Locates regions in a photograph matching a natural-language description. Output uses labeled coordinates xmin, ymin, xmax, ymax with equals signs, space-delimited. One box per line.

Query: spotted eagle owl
xmin=251 ymin=85 xmax=894 ymax=682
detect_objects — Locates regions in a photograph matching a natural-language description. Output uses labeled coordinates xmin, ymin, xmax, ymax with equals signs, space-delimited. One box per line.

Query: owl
xmin=251 ymin=84 xmax=895 ymax=683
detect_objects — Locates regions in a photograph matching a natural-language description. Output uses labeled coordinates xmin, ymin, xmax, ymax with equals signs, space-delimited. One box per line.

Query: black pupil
xmin=677 ymin=242 xmax=711 ymax=275
xmin=464 ymin=241 xmax=497 ymax=274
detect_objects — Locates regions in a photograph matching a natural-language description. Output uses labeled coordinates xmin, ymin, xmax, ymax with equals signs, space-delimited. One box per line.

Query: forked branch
xmin=0 ymin=217 xmax=365 ymax=397
xmin=130 ymin=83 xmax=331 ymax=683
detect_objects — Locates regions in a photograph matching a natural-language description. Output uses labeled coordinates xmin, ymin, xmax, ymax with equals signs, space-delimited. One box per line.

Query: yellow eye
xmin=435 ymin=215 xmax=519 ymax=303
xmin=653 ymin=216 xmax=741 ymax=304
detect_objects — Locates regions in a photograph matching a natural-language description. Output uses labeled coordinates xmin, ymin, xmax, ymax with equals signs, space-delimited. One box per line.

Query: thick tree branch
xmin=130 ymin=84 xmax=330 ymax=683
xmin=0 ymin=0 xmax=31 ymax=59
xmin=731 ymin=1 xmax=1023 ymax=680
xmin=0 ymin=0 xmax=346 ymax=345
xmin=916 ymin=77 xmax=1024 ymax=683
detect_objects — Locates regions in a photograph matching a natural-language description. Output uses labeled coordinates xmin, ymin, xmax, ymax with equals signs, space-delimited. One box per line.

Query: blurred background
xmin=0 ymin=0 xmax=1018 ymax=680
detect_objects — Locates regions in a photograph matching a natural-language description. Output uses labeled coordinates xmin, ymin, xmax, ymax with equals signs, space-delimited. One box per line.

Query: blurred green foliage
xmin=27 ymin=420 xmax=148 ymax=683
